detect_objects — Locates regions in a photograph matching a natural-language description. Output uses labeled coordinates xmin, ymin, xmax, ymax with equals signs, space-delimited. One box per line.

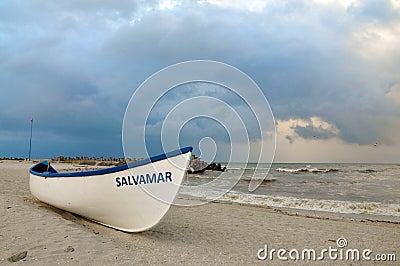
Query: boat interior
xmin=30 ymin=161 xmax=58 ymax=174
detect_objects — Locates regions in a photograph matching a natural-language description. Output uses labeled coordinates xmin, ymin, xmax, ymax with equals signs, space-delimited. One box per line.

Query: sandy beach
xmin=1 ymin=160 xmax=399 ymax=265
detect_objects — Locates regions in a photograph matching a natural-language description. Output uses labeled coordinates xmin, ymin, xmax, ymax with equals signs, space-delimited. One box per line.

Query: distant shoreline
xmin=0 ymin=157 xmax=135 ymax=166
xmin=2 ymin=157 xmax=399 ymax=165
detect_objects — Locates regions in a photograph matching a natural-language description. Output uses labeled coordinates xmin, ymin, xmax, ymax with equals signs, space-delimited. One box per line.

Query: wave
xmin=240 ymin=177 xmax=276 ymax=182
xmin=179 ymin=190 xmax=400 ymax=217
xmin=354 ymin=169 xmax=377 ymax=173
xmin=227 ymin=167 xmax=272 ymax=171
xmin=189 ymin=175 xmax=276 ymax=182
xmin=189 ymin=175 xmax=216 ymax=179
xmin=276 ymin=167 xmax=339 ymax=173
xmin=218 ymin=193 xmax=400 ymax=217
xmin=221 ymin=164 xmax=400 ymax=175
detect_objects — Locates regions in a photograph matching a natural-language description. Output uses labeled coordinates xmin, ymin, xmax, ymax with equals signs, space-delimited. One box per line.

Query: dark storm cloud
xmin=1 ymin=0 xmax=399 ymax=158
xmin=294 ymin=124 xmax=338 ymax=140
xmin=348 ymin=0 xmax=400 ymax=23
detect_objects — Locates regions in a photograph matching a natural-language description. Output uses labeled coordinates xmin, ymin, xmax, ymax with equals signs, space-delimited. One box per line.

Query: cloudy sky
xmin=1 ymin=0 xmax=399 ymax=162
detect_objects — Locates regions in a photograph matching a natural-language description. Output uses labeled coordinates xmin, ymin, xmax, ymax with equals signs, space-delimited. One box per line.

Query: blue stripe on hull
xmin=30 ymin=147 xmax=193 ymax=178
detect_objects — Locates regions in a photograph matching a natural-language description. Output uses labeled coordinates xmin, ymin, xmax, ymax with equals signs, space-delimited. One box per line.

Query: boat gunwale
xmin=30 ymin=147 xmax=193 ymax=178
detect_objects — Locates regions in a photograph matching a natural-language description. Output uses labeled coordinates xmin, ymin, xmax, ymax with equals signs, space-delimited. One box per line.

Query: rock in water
xmin=188 ymin=155 xmax=208 ymax=173
xmin=204 ymin=163 xmax=226 ymax=172
xmin=188 ymin=156 xmax=226 ymax=174
xmin=8 ymin=251 xmax=27 ymax=262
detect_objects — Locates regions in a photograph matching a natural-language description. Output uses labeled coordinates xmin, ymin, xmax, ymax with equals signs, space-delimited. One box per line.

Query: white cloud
xmin=392 ymin=0 xmax=400 ymax=10
xmin=385 ymin=83 xmax=400 ymax=104
xmin=275 ymin=116 xmax=400 ymax=163
xmin=277 ymin=116 xmax=339 ymax=144
xmin=349 ymin=22 xmax=400 ymax=63
xmin=275 ymin=133 xmax=400 ymax=163
xmin=198 ymin=0 xmax=268 ymax=12
xmin=158 ymin=0 xmax=181 ymax=10
xmin=312 ymin=0 xmax=360 ymax=9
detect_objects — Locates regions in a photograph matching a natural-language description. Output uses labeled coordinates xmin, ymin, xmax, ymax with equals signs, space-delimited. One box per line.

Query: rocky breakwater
xmin=187 ymin=155 xmax=226 ymax=174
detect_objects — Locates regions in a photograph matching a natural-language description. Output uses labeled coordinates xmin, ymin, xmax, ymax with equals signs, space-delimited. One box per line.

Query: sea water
xmin=179 ymin=163 xmax=400 ymax=220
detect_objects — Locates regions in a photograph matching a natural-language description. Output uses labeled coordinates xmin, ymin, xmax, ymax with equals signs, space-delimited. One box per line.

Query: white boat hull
xmin=30 ymin=147 xmax=192 ymax=232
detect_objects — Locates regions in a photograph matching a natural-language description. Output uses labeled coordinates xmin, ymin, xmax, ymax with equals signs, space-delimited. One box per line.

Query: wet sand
xmin=1 ymin=160 xmax=399 ymax=265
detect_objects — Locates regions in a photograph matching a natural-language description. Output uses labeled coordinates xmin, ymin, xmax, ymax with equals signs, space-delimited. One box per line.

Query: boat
xmin=29 ymin=147 xmax=192 ymax=232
